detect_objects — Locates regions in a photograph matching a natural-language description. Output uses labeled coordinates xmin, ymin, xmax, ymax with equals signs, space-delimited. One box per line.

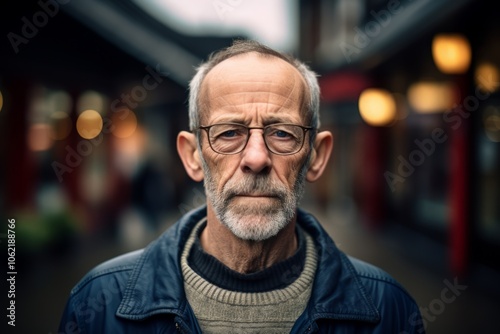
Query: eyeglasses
xmin=198 ymin=122 xmax=314 ymax=155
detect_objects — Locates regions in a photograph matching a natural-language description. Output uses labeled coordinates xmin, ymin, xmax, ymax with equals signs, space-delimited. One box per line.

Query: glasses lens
xmin=208 ymin=124 xmax=248 ymax=154
xmin=265 ymin=124 xmax=304 ymax=154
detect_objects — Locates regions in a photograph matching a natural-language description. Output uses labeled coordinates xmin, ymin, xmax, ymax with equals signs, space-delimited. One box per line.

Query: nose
xmin=240 ymin=130 xmax=272 ymax=174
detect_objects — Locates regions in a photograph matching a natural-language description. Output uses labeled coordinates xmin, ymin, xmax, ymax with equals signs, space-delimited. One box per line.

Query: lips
xmin=228 ymin=193 xmax=280 ymax=203
xmin=236 ymin=193 xmax=276 ymax=197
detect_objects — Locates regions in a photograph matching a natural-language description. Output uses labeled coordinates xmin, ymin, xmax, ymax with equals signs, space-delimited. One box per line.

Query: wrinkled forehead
xmin=199 ymin=53 xmax=308 ymax=120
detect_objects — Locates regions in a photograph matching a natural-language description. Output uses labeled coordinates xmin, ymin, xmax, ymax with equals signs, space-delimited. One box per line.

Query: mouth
xmin=234 ymin=193 xmax=277 ymax=198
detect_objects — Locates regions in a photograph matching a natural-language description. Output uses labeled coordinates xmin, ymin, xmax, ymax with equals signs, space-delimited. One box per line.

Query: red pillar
xmin=357 ymin=125 xmax=386 ymax=229
xmin=449 ymin=116 xmax=469 ymax=277
xmin=448 ymin=75 xmax=470 ymax=277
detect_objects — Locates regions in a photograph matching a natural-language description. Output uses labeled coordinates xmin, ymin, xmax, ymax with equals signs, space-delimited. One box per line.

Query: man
xmin=59 ymin=40 xmax=424 ymax=333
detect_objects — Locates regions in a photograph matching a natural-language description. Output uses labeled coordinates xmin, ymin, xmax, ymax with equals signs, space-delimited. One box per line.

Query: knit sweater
xmin=181 ymin=218 xmax=318 ymax=333
xmin=187 ymin=220 xmax=307 ymax=292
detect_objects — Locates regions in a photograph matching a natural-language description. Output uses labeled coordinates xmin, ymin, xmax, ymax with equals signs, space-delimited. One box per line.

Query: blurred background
xmin=1 ymin=0 xmax=499 ymax=333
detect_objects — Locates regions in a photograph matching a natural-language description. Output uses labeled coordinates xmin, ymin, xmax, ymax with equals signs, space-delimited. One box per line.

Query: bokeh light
xmin=358 ymin=88 xmax=397 ymax=126
xmin=484 ymin=106 xmax=500 ymax=142
xmin=111 ymin=109 xmax=138 ymax=138
xmin=475 ymin=62 xmax=500 ymax=93
xmin=432 ymin=34 xmax=471 ymax=74
xmin=76 ymin=90 xmax=106 ymax=114
xmin=50 ymin=111 xmax=72 ymax=140
xmin=0 ymin=90 xmax=3 ymax=112
xmin=408 ymin=81 xmax=456 ymax=113
xmin=47 ymin=91 xmax=72 ymax=114
xmin=76 ymin=109 xmax=103 ymax=139
xmin=112 ymin=125 xmax=147 ymax=176
xmin=113 ymin=125 xmax=146 ymax=158
xmin=27 ymin=123 xmax=54 ymax=151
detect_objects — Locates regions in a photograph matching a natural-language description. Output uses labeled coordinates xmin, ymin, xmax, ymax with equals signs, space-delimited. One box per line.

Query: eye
xmin=211 ymin=125 xmax=246 ymax=140
xmin=221 ymin=130 xmax=238 ymax=137
xmin=268 ymin=127 xmax=295 ymax=140
xmin=274 ymin=130 xmax=291 ymax=138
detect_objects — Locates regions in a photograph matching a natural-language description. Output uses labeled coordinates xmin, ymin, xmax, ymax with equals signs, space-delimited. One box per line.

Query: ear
xmin=177 ymin=131 xmax=204 ymax=182
xmin=306 ymin=131 xmax=333 ymax=182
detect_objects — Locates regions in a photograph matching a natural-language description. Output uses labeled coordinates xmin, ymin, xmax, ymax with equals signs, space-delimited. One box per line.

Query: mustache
xmin=223 ymin=174 xmax=288 ymax=200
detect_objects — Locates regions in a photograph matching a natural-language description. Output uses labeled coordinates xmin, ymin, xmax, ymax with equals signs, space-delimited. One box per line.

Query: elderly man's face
xmin=198 ymin=53 xmax=311 ymax=241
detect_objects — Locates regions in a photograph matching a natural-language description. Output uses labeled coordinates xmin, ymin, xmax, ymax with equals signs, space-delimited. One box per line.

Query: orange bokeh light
xmin=111 ymin=109 xmax=138 ymax=138
xmin=77 ymin=109 xmax=103 ymax=139
xmin=28 ymin=123 xmax=54 ymax=151
xmin=432 ymin=34 xmax=471 ymax=74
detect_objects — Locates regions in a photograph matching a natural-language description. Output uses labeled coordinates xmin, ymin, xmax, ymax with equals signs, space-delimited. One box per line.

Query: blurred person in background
xmin=59 ymin=40 xmax=424 ymax=333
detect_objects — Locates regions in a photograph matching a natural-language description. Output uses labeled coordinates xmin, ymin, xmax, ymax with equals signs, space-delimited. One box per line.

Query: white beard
xmin=201 ymin=155 xmax=309 ymax=241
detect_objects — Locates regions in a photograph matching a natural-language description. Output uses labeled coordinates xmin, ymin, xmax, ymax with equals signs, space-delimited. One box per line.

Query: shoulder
xmin=70 ymin=249 xmax=143 ymax=297
xmin=59 ymin=249 xmax=146 ymax=333
xmin=297 ymin=209 xmax=417 ymax=304
xmin=347 ymin=255 xmax=416 ymax=302
xmin=346 ymin=255 xmax=423 ymax=329
xmin=348 ymin=256 xmax=401 ymax=286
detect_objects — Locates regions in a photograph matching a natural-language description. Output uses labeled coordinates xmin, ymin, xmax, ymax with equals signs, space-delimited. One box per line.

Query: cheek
xmin=275 ymin=156 xmax=306 ymax=187
xmin=203 ymin=150 xmax=240 ymax=188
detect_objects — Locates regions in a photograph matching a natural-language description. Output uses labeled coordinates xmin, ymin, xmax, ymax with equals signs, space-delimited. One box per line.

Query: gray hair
xmin=188 ymin=40 xmax=321 ymax=133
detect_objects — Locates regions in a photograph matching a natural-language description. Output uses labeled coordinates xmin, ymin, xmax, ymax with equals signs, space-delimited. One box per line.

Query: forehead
xmin=205 ymin=53 xmax=303 ymax=88
xmin=200 ymin=53 xmax=307 ymax=123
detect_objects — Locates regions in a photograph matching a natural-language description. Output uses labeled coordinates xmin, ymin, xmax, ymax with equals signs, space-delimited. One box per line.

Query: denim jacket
xmin=59 ymin=206 xmax=424 ymax=333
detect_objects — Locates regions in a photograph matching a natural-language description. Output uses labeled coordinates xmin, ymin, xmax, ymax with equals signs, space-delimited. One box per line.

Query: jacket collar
xmin=295 ymin=209 xmax=380 ymax=324
xmin=116 ymin=206 xmax=206 ymax=320
xmin=116 ymin=206 xmax=380 ymax=324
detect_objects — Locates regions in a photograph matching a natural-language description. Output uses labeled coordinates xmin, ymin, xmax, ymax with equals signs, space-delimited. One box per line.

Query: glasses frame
xmin=197 ymin=122 xmax=314 ymax=155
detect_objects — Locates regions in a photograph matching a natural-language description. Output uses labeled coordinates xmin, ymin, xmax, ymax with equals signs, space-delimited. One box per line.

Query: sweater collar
xmin=187 ymin=220 xmax=307 ymax=292
xmin=116 ymin=206 xmax=380 ymax=324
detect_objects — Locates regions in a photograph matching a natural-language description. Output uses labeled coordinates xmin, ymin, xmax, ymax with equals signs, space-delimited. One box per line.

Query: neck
xmin=200 ymin=204 xmax=298 ymax=274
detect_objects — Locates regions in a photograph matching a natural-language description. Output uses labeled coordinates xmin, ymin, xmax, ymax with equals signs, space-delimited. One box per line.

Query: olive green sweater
xmin=181 ymin=219 xmax=318 ymax=333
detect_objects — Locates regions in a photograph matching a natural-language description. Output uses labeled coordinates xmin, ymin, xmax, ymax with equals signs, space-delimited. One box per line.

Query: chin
xmin=221 ymin=210 xmax=289 ymax=241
